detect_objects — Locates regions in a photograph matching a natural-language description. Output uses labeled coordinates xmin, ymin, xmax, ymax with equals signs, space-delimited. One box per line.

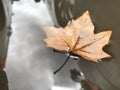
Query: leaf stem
xmin=54 ymin=53 xmax=71 ymax=75
xmin=53 ymin=49 xmax=67 ymax=54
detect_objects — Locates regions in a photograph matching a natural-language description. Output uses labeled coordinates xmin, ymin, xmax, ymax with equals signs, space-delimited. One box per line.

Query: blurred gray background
xmin=5 ymin=0 xmax=80 ymax=90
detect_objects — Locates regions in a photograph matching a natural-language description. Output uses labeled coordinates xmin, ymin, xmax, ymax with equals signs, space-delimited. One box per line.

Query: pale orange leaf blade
xmin=73 ymin=30 xmax=112 ymax=62
xmin=43 ymin=26 xmax=69 ymax=51
xmin=43 ymin=10 xmax=112 ymax=62
xmin=63 ymin=11 xmax=94 ymax=50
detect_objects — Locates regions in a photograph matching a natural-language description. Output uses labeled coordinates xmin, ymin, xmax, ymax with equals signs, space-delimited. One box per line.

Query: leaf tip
xmin=106 ymin=30 xmax=112 ymax=43
xmin=107 ymin=30 xmax=112 ymax=35
xmin=83 ymin=10 xmax=90 ymax=16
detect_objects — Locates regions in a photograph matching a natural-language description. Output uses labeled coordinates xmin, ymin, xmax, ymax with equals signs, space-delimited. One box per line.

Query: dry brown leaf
xmin=43 ymin=11 xmax=112 ymax=62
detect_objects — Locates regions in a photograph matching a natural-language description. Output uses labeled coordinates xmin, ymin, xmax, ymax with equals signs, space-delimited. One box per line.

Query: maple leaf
xmin=44 ymin=11 xmax=112 ymax=62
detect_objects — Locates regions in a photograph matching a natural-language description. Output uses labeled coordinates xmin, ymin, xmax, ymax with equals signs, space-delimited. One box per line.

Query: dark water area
xmin=77 ymin=1 xmax=120 ymax=90
xmin=46 ymin=0 xmax=120 ymax=90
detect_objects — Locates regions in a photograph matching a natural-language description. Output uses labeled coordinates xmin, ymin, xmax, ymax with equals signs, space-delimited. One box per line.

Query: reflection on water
xmin=6 ymin=0 xmax=120 ymax=90
xmin=5 ymin=0 xmax=80 ymax=90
